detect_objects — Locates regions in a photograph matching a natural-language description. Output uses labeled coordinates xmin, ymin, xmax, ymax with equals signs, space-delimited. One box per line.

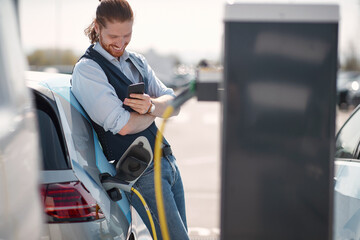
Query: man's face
xmin=95 ymin=20 xmax=133 ymax=58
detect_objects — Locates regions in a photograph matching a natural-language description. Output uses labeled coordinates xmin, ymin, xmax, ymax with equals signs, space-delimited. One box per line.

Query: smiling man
xmin=95 ymin=20 xmax=132 ymax=58
xmin=71 ymin=1 xmax=189 ymax=239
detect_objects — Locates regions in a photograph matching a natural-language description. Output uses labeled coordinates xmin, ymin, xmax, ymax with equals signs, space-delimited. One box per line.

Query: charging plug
xmin=196 ymin=67 xmax=223 ymax=101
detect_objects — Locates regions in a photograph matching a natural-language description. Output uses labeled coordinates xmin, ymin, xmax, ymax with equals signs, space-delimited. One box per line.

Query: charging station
xmin=221 ymin=3 xmax=339 ymax=239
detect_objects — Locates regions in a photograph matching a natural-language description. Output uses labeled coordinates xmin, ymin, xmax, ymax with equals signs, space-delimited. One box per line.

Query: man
xmin=71 ymin=0 xmax=189 ymax=239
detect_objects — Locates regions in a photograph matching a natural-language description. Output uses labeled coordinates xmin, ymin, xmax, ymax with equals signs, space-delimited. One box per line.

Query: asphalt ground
xmin=156 ymin=99 xmax=221 ymax=240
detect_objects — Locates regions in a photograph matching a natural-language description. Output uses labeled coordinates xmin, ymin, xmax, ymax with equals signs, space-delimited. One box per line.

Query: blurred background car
xmin=0 ymin=0 xmax=44 ymax=239
xmin=345 ymin=74 xmax=360 ymax=108
xmin=337 ymin=70 xmax=360 ymax=109
xmin=26 ymin=71 xmax=153 ymax=240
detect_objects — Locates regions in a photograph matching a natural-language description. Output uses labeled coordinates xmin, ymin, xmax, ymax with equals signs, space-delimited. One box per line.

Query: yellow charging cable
xmin=154 ymin=81 xmax=196 ymax=240
xmin=131 ymin=187 xmax=158 ymax=240
xmin=154 ymin=105 xmax=174 ymax=240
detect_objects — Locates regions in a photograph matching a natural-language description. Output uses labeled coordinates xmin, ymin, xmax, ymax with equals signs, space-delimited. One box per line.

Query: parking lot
xmin=156 ymin=99 xmax=220 ymax=239
xmin=159 ymin=100 xmax=357 ymax=239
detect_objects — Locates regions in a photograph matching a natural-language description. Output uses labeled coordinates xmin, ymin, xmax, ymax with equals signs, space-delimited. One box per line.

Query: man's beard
xmin=99 ymin=35 xmax=125 ymax=58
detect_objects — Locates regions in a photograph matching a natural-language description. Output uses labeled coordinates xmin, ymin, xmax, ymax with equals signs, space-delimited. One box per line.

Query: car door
xmin=334 ymin=106 xmax=360 ymax=239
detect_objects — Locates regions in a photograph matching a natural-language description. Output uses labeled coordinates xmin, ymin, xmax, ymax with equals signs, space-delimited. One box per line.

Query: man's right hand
xmin=123 ymin=93 xmax=152 ymax=115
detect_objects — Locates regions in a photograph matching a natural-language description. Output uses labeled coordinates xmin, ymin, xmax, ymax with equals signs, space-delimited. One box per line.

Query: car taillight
xmin=41 ymin=181 xmax=104 ymax=223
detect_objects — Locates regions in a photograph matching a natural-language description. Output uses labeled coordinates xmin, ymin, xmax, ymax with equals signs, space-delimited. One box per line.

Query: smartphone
xmin=127 ymin=82 xmax=145 ymax=98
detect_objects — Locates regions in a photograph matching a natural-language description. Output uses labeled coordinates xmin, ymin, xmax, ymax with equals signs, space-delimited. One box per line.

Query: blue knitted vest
xmin=81 ymin=45 xmax=169 ymax=161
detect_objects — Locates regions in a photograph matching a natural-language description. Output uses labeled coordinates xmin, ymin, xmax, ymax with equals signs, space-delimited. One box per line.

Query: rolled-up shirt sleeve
xmin=71 ymin=58 xmax=130 ymax=134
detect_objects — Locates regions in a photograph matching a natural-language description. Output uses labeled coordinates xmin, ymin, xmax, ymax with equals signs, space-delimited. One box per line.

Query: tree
xmin=342 ymin=42 xmax=360 ymax=71
xmin=27 ymin=49 xmax=79 ymax=66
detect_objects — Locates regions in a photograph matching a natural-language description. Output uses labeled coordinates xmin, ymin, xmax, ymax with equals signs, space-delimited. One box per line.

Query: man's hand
xmin=124 ymin=94 xmax=179 ymax=118
xmin=119 ymin=94 xmax=179 ymax=136
xmin=124 ymin=93 xmax=152 ymax=114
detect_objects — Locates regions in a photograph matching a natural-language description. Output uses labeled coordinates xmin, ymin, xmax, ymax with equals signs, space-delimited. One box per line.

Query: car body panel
xmin=130 ymin=206 xmax=155 ymax=240
xmin=334 ymin=105 xmax=360 ymax=239
xmin=47 ymin=220 xmax=124 ymax=240
xmin=41 ymin=170 xmax=78 ymax=184
xmin=0 ymin=0 xmax=44 ymax=239
xmin=334 ymin=159 xmax=360 ymax=239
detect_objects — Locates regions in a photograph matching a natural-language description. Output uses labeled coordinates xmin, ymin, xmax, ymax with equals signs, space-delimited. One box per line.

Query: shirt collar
xmin=93 ymin=42 xmax=130 ymax=62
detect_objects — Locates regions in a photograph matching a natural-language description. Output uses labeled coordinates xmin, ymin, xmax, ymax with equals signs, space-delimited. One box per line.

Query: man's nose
xmin=116 ymin=38 xmax=126 ymax=47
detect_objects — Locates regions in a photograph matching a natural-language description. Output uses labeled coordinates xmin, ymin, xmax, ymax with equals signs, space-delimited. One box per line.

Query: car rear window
xmin=36 ymin=109 xmax=69 ymax=170
xmin=33 ymin=91 xmax=70 ymax=170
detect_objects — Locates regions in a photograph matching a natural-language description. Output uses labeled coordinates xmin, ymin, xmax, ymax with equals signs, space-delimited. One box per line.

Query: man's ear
xmin=94 ymin=20 xmax=100 ymax=35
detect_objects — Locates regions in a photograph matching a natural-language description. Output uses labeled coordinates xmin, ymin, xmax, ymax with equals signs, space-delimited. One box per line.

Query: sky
xmin=19 ymin=0 xmax=360 ymax=64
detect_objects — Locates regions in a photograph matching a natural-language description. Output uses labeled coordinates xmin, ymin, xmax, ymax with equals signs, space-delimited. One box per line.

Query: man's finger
xmin=126 ymin=100 xmax=144 ymax=108
xmin=130 ymin=93 xmax=145 ymax=99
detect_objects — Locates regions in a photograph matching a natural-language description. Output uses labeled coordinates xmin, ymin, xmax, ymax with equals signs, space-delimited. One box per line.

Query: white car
xmin=334 ymin=105 xmax=360 ymax=239
xmin=0 ymin=0 xmax=44 ymax=239
xmin=27 ymin=71 xmax=152 ymax=240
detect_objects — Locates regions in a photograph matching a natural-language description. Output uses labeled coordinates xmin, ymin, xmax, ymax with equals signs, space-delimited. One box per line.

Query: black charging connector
xmin=195 ymin=68 xmax=222 ymax=102
xmin=170 ymin=67 xmax=222 ymax=110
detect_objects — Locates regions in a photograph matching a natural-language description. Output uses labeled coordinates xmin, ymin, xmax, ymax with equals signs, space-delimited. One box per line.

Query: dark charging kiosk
xmin=221 ymin=3 xmax=339 ymax=239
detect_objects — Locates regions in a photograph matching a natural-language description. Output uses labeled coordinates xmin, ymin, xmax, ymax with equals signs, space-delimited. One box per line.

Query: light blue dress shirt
xmin=71 ymin=43 xmax=175 ymax=134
